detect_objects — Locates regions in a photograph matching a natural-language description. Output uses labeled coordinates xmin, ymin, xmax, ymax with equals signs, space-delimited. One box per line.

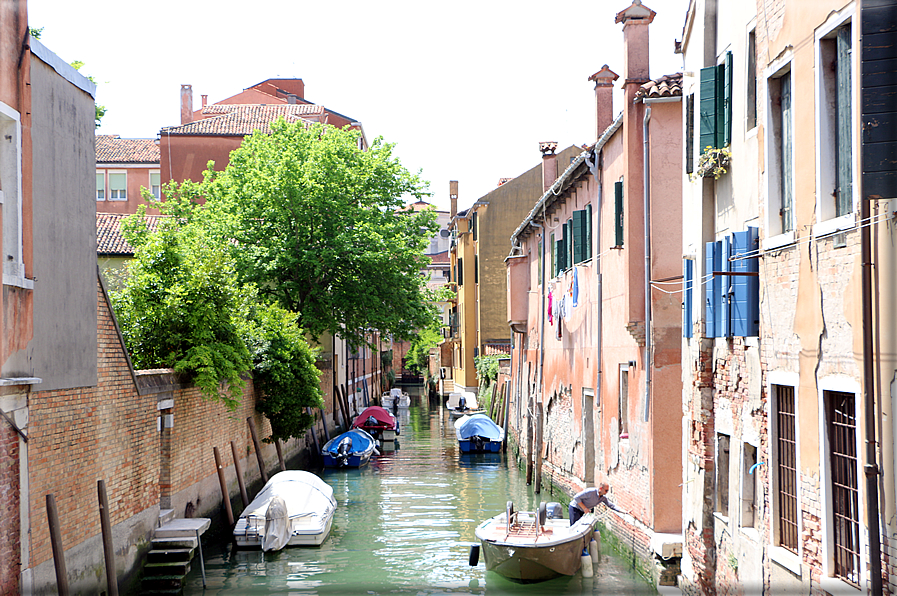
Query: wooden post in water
xmin=501 ymin=382 xmax=510 ymax=454
xmin=306 ymin=407 xmax=322 ymax=464
xmin=247 ymin=417 xmax=268 ymax=484
xmin=534 ymin=402 xmax=544 ymax=493
xmin=229 ymin=441 xmax=249 ymax=510
xmin=213 ymin=446 xmax=234 ymax=527
xmin=335 ymin=385 xmax=349 ymax=431
xmin=340 ymin=384 xmax=353 ymax=420
xmin=46 ymin=493 xmax=70 ymax=596
xmin=525 ymin=394 xmax=534 ymax=485
xmin=275 ymin=440 xmax=286 ymax=472
xmin=318 ymin=406 xmax=331 ymax=442
xmin=97 ymin=480 xmax=119 ymax=596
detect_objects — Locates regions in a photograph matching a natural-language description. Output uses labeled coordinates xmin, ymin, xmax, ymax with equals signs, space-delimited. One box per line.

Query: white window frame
xmin=767 ymin=371 xmax=802 ymax=575
xmin=814 ymin=5 xmax=858 ymax=238
xmin=763 ymin=52 xmax=796 ymax=250
xmin=96 ymin=171 xmax=106 ymax=201
xmin=0 ymin=101 xmax=31 ymax=289
xmin=149 ymin=170 xmax=161 ymax=200
xmin=817 ymin=375 xmax=865 ymax=594
xmin=108 ymin=170 xmax=127 ymax=201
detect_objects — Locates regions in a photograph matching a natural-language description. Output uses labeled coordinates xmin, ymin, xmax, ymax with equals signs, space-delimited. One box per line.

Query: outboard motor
xmin=336 ymin=436 xmax=353 ymax=467
xmin=545 ymin=502 xmax=564 ymax=520
xmin=473 ymin=436 xmax=485 ymax=451
xmin=458 ymin=396 xmax=467 ymax=411
xmin=367 ymin=415 xmax=378 ymax=427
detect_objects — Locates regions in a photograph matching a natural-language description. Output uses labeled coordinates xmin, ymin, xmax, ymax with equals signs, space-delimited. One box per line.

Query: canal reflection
xmin=182 ymin=394 xmax=654 ymax=595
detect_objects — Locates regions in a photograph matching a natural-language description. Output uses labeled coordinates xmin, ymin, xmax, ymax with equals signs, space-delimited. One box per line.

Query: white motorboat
xmin=474 ymin=502 xmax=596 ymax=582
xmin=233 ymin=470 xmax=336 ymax=550
xmin=381 ymin=387 xmax=411 ymax=409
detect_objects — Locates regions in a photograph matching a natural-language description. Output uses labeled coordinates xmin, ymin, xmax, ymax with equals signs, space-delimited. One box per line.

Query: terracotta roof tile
xmin=635 ymin=73 xmax=683 ymax=99
xmin=96 ymin=135 xmax=160 ymax=163
xmin=161 ymin=104 xmax=320 ymax=136
xmin=428 ymin=250 xmax=450 ymax=265
xmin=97 ymin=212 xmax=166 ymax=256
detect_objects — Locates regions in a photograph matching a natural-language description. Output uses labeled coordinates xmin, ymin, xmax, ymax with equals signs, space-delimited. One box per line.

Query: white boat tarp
xmin=454 ymin=413 xmax=503 ymax=441
xmin=262 ymin=495 xmax=290 ymax=551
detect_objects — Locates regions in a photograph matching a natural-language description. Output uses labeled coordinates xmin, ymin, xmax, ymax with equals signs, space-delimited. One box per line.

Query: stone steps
xmin=140 ymin=516 xmax=210 ymax=595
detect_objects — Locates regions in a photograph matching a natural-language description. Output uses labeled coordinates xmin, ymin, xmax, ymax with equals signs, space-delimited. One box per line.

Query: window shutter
xmin=705 ymin=241 xmax=717 ymax=338
xmin=720 ymin=236 xmax=731 ymax=338
xmin=699 ymin=66 xmax=718 ymax=151
xmin=556 ymin=238 xmax=565 ymax=274
xmin=472 ymin=212 xmax=478 ymax=241
xmin=572 ymin=210 xmax=584 ymax=264
xmin=474 ymin=254 xmax=479 ymax=284
xmin=835 ymin=24 xmax=852 ymax=217
xmin=722 ymin=51 xmax=733 ymax=147
xmin=684 ymin=258 xmax=694 ymax=338
xmin=551 ymin=233 xmax=557 ymax=277
xmin=614 ymin=181 xmax=624 ymax=247
xmin=781 ymin=72 xmax=794 ymax=232
xmin=458 ymin=257 xmax=463 ymax=286
xmin=566 ymin=220 xmax=574 ymax=268
xmin=585 ymin=204 xmax=593 ymax=260
xmin=731 ymin=227 xmax=760 ymax=336
xmin=686 ymin=94 xmax=695 ymax=174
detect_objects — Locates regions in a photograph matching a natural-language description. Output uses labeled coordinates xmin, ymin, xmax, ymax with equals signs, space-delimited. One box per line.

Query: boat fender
xmin=538 ymin=502 xmax=547 ymax=527
xmin=468 ymin=544 xmax=480 ymax=566
xmin=373 ymin=447 xmax=380 ymax=456
xmin=581 ymin=551 xmax=594 ymax=578
xmin=589 ymin=538 xmax=599 ymax=563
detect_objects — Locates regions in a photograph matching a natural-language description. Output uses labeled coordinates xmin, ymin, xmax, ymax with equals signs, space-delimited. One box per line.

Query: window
xmin=109 ymin=171 xmax=127 ymax=201
xmin=537 ymin=239 xmax=542 ymax=285
xmin=614 ymin=180 xmax=624 ymax=247
xmin=1 ymin=102 xmax=28 ymax=288
xmin=699 ymin=51 xmax=733 ymax=151
xmin=768 ymin=67 xmax=794 ymax=236
xmin=818 ymin=20 xmax=854 ymax=225
xmin=685 ymin=94 xmax=695 ymax=174
xmin=683 ymin=258 xmax=694 ymax=338
xmin=150 ymin=171 xmax=161 ymax=200
xmin=572 ymin=206 xmax=592 ymax=264
xmin=555 ymin=226 xmax=568 ymax=276
xmin=741 ymin=443 xmax=757 ymax=527
xmin=705 ymin=227 xmax=759 ymax=338
xmin=618 ymin=363 xmax=629 ymax=437
xmin=472 ymin=211 xmax=478 ymax=241
xmin=826 ymin=390 xmax=860 ymax=586
xmin=747 ymin=31 xmax=757 ymax=130
xmin=566 ymin=218 xmax=573 ymax=268
xmin=96 ymin=172 xmax=105 ymax=200
xmin=474 ymin=254 xmax=478 ymax=284
xmin=774 ymin=384 xmax=799 ymax=552
xmin=550 ymin=232 xmax=556 ymax=278
xmin=716 ymin=433 xmax=731 ymax=517
xmin=457 ymin=257 xmax=463 ymax=286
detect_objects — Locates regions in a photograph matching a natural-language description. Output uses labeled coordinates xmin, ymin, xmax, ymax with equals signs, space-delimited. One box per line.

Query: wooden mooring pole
xmin=275 ymin=439 xmax=286 ymax=472
xmin=229 ymin=441 xmax=249 ymax=510
xmin=534 ymin=402 xmax=544 ymax=493
xmin=213 ymin=446 xmax=234 ymax=527
xmin=247 ymin=417 xmax=268 ymax=484
xmin=97 ymin=480 xmax=119 ymax=596
xmin=46 ymin=493 xmax=70 ymax=596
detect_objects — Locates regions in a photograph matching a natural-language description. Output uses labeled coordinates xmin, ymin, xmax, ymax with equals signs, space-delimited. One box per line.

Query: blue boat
xmin=321 ymin=429 xmax=377 ymax=468
xmin=454 ymin=414 xmax=504 ymax=453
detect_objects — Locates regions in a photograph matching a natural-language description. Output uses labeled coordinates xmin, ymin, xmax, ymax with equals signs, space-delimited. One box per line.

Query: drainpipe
xmin=860 ymin=196 xmax=883 ymax=596
xmin=586 ymin=149 xmax=604 ymax=427
xmin=531 ymin=212 xmax=547 ymax=484
xmin=643 ymin=104 xmax=653 ymax=422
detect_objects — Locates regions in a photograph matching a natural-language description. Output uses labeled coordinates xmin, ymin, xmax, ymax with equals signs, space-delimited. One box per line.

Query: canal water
xmin=182 ymin=397 xmax=654 ymax=595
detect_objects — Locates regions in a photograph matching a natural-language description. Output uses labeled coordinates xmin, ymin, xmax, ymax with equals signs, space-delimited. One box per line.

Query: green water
xmin=182 ymin=400 xmax=654 ymax=595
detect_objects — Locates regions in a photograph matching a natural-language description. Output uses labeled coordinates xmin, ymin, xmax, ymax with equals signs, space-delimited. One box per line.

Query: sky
xmin=27 ymin=0 xmax=689 ymax=212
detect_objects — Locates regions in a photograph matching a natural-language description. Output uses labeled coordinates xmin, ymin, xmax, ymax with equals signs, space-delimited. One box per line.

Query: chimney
xmin=589 ymin=65 xmax=620 ymax=140
xmin=287 ymin=94 xmax=297 ymax=104
xmin=616 ymin=0 xmax=655 ymax=85
xmin=201 ymin=94 xmax=208 ymax=108
xmin=540 ymin=142 xmax=558 ymax=193
xmin=180 ymin=85 xmax=193 ymax=124
xmin=450 ymin=181 xmax=458 ymax=219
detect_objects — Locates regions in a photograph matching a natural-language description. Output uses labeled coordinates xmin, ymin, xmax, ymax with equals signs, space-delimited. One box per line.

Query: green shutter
xmin=686 ymin=94 xmax=695 ymax=174
xmin=722 ymin=51 xmax=733 ymax=146
xmin=836 ymin=24 xmax=852 ymax=217
xmin=566 ymin=219 xmax=574 ymax=267
xmin=572 ymin=210 xmax=584 ymax=264
xmin=556 ymin=238 xmax=565 ymax=273
xmin=699 ymin=66 xmax=718 ymax=151
xmin=585 ymin=203 xmax=592 ymax=260
xmin=614 ymin=181 xmax=624 ymax=247
xmin=550 ymin=233 xmax=556 ymax=277
xmin=458 ymin=257 xmax=463 ymax=286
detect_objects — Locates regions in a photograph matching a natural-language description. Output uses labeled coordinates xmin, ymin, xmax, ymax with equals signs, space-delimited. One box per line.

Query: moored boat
xmin=454 ymin=413 xmax=504 ymax=453
xmin=381 ymin=387 xmax=411 ymax=409
xmin=233 ymin=470 xmax=336 ymax=550
xmin=352 ymin=406 xmax=400 ymax=441
xmin=474 ymin=502 xmax=596 ymax=582
xmin=321 ymin=428 xmax=377 ymax=468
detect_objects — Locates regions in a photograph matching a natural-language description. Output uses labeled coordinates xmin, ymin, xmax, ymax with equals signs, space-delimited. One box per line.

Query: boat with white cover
xmin=233 ymin=470 xmax=336 ymax=550
xmin=474 ymin=502 xmax=596 ymax=582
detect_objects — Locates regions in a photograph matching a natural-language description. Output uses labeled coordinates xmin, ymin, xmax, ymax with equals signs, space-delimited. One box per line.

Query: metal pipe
xmin=97 ymin=481 xmax=118 ymax=596
xmin=247 ymin=417 xmax=269 ymax=484
xmin=46 ymin=493 xmax=70 ymax=596
xmin=230 ymin=441 xmax=249 ymax=510
xmin=642 ymin=104 xmax=653 ymax=423
xmin=860 ymin=196 xmax=883 ymax=596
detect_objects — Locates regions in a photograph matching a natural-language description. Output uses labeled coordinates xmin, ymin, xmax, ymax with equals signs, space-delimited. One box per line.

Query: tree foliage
xmin=474 ymin=354 xmax=500 ymax=386
xmin=205 ymin=120 xmax=441 ymax=349
xmin=404 ymin=322 xmax=441 ymax=375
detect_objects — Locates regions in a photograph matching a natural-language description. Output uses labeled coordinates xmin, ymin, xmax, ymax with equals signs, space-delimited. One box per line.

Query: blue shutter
xmin=684 ymin=259 xmax=694 ymax=339
xmin=720 ymin=237 xmax=731 ymax=338
xmin=705 ymin=241 xmax=717 ymax=338
xmin=731 ymin=227 xmax=760 ymax=336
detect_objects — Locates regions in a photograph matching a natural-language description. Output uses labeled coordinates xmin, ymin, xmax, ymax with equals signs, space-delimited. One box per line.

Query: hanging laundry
xmin=572 ymin=266 xmax=579 ymax=308
xmin=547 ymin=289 xmax=554 ymax=325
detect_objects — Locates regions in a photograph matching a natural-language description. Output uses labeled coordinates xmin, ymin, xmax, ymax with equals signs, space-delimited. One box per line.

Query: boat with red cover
xmin=351 ymin=406 xmax=400 ymax=441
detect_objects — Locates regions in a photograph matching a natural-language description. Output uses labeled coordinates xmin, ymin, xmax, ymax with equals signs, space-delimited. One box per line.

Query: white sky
xmin=27 ymin=0 xmax=689 ymax=212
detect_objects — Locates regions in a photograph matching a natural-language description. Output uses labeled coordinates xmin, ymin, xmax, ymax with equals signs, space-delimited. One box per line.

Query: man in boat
xmin=569 ymin=482 xmax=624 ymax=525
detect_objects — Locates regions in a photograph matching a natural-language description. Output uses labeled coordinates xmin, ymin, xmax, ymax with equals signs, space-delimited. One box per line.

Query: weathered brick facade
xmin=0 ymin=422 xmax=20 ymax=595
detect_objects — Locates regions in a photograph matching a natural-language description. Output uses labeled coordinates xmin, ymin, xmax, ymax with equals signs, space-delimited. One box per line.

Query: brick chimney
xmin=589 ymin=65 xmax=620 ymax=140
xmin=180 ymin=85 xmax=193 ymax=124
xmin=201 ymin=94 xmax=208 ymax=108
xmin=616 ymin=0 xmax=655 ymax=87
xmin=450 ymin=180 xmax=458 ymax=218
xmin=540 ymin=142 xmax=558 ymax=193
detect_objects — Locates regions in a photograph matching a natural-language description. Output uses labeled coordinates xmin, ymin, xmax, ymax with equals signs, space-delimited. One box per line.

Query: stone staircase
xmin=140 ymin=509 xmax=210 ymax=595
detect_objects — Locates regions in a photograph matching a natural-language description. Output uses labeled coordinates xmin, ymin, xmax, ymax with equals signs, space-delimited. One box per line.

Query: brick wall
xmin=0 ymin=422 xmax=20 ymax=594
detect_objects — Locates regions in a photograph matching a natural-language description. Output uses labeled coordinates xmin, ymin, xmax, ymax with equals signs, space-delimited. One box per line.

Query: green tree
xmin=111 ymin=186 xmax=251 ymax=408
xmin=205 ymin=120 xmax=441 ymax=349
xmin=404 ymin=322 xmax=441 ymax=375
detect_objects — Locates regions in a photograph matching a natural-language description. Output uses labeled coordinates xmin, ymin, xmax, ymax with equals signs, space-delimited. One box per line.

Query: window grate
xmin=775 ymin=385 xmax=798 ymax=552
xmin=827 ymin=390 xmax=860 ymax=586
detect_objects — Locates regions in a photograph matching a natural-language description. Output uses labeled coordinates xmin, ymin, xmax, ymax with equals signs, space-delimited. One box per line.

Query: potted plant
xmin=694 ymin=145 xmax=732 ymax=180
